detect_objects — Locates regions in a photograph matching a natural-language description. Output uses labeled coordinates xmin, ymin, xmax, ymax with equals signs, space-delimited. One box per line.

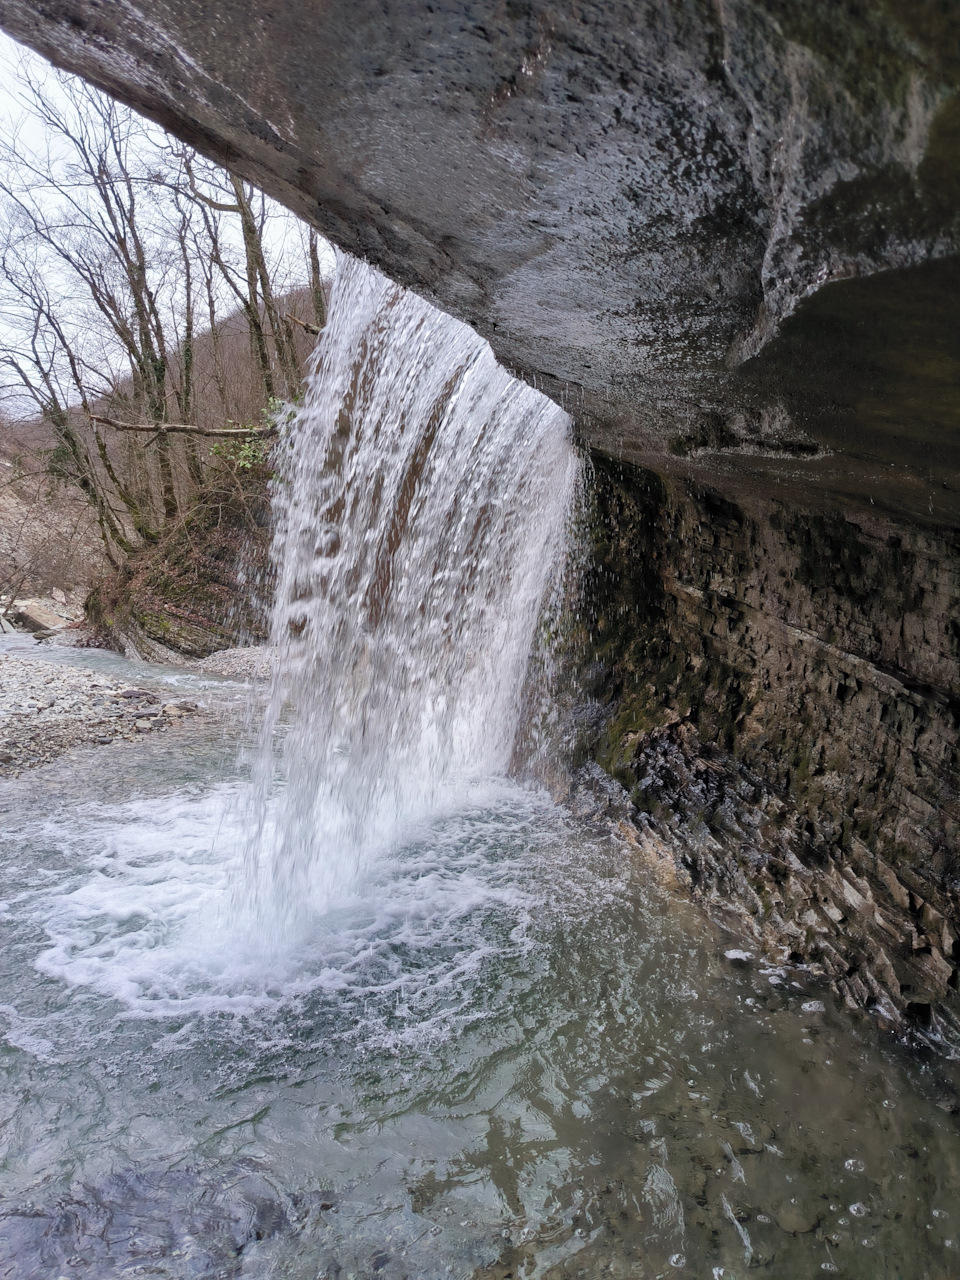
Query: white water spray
xmin=246 ymin=255 xmax=580 ymax=917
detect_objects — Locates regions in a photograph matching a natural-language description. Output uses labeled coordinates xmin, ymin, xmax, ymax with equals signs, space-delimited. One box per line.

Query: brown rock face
xmin=1 ymin=1 xmax=959 ymax=1038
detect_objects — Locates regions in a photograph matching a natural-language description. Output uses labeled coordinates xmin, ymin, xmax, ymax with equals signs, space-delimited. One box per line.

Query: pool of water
xmin=0 ymin=657 xmax=958 ymax=1280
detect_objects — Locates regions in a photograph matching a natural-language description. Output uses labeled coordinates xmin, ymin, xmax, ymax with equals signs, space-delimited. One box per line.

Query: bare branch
xmin=285 ymin=312 xmax=322 ymax=336
xmin=90 ymin=414 xmax=278 ymax=438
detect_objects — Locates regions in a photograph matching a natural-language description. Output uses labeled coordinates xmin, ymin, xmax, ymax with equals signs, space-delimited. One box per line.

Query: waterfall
xmin=246 ymin=255 xmax=580 ymax=917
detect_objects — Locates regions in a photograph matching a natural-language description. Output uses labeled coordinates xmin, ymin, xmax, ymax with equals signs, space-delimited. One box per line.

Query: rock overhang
xmin=0 ymin=0 xmax=957 ymax=519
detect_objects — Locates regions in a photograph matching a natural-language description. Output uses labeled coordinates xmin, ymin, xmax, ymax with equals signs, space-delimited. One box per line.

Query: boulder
xmin=11 ymin=599 xmax=69 ymax=633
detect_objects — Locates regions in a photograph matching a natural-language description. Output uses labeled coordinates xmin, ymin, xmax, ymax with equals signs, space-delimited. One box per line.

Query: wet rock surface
xmin=617 ymin=722 xmax=960 ymax=1043
xmin=0 ymin=0 xmax=957 ymax=481
xmin=584 ymin=457 xmax=960 ymax=1043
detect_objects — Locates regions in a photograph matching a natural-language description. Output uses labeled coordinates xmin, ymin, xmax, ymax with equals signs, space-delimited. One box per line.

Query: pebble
xmin=774 ymin=1202 xmax=819 ymax=1234
xmin=193 ymin=646 xmax=274 ymax=681
xmin=0 ymin=655 xmax=200 ymax=778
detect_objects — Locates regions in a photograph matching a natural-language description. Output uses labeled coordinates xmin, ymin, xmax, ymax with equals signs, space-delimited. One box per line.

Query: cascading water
xmin=246 ymin=254 xmax=580 ymax=919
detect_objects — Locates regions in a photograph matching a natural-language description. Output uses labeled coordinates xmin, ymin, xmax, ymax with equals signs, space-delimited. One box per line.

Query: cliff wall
xmin=586 ymin=455 xmax=960 ymax=1037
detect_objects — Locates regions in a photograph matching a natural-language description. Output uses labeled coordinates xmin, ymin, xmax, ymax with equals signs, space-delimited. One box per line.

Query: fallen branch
xmin=285 ymin=312 xmax=322 ymax=336
xmin=90 ymin=414 xmax=278 ymax=439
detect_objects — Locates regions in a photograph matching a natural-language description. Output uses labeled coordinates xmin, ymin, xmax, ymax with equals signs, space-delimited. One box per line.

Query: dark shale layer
xmin=583 ymin=457 xmax=960 ymax=1040
xmin=1 ymin=0 xmax=959 ymax=1035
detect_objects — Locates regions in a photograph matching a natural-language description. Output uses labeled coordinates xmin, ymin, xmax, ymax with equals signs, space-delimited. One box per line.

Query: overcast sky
xmin=0 ymin=26 xmax=335 ymax=271
xmin=0 ymin=31 xmax=69 ymax=156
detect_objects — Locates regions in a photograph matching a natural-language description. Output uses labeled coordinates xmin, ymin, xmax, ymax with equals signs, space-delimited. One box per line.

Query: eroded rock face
xmin=584 ymin=457 xmax=960 ymax=1039
xmin=0 ymin=0 xmax=957 ymax=477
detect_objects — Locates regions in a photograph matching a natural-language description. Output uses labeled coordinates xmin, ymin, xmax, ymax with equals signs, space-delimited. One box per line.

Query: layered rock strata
xmin=585 ymin=456 xmax=960 ymax=1040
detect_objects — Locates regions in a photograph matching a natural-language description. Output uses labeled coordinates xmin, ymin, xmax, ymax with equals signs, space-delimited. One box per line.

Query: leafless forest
xmin=0 ymin=56 xmax=328 ymax=641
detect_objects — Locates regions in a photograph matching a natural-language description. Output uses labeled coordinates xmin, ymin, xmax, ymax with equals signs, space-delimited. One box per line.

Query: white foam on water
xmin=28 ymin=778 xmax=554 ymax=1035
xmin=31 ymin=786 xmax=269 ymax=1016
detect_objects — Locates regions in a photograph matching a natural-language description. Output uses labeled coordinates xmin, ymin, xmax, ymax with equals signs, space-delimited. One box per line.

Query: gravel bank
xmin=193 ymin=646 xmax=274 ymax=681
xmin=0 ymin=655 xmax=203 ymax=778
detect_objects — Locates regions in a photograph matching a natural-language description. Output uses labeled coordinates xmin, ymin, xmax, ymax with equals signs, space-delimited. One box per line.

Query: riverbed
xmin=1 ymin=643 xmax=958 ymax=1279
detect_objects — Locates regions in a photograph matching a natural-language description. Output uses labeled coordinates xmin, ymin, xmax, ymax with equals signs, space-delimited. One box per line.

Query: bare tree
xmin=176 ymin=151 xmax=304 ymax=403
xmin=309 ymin=229 xmax=328 ymax=331
xmin=0 ymin=59 xmax=329 ymax=569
